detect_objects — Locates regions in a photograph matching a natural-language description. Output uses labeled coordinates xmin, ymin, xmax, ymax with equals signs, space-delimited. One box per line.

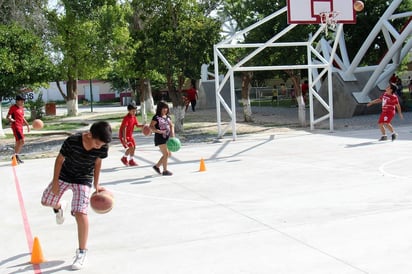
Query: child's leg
xmin=378 ymin=123 xmax=386 ymax=136
xmin=70 ymin=184 xmax=91 ymax=250
xmin=75 ymin=213 xmax=89 ymax=250
xmin=41 ymin=180 xmax=70 ymax=210
xmin=385 ymin=123 xmax=395 ymax=133
xmin=129 ymin=146 xmax=136 ymax=157
xmin=158 ymin=144 xmax=170 ymax=171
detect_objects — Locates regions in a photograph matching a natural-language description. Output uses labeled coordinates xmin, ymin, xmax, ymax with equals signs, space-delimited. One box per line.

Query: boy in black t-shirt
xmin=41 ymin=121 xmax=112 ymax=270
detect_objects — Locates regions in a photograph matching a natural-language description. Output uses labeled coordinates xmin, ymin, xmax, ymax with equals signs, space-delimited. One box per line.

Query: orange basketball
xmin=142 ymin=124 xmax=152 ymax=136
xmin=32 ymin=119 xmax=44 ymax=130
xmin=354 ymin=1 xmax=364 ymax=12
xmin=90 ymin=190 xmax=114 ymax=214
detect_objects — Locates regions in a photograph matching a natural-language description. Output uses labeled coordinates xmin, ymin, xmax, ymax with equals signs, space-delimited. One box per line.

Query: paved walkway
xmin=2 ymin=119 xmax=412 ymax=273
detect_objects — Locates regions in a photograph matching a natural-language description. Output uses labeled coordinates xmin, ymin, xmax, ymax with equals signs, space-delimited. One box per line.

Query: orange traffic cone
xmin=30 ymin=236 xmax=45 ymax=264
xmin=199 ymin=158 xmax=206 ymax=172
xmin=11 ymin=155 xmax=18 ymax=166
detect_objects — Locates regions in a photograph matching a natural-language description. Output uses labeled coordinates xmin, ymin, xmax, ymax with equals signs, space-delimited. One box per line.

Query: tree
xmin=216 ymin=0 xmax=319 ymax=122
xmin=344 ymin=0 xmax=412 ymax=65
xmin=142 ymin=0 xmax=221 ymax=132
xmin=0 ymin=24 xmax=53 ymax=99
xmin=0 ymin=23 xmax=53 ymax=136
xmin=46 ymin=0 xmax=129 ymax=116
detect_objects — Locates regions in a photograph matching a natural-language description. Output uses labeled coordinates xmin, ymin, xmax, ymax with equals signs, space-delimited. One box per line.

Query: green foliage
xmin=26 ymin=92 xmax=45 ymax=119
xmin=130 ymin=0 xmax=221 ymax=88
xmin=46 ymin=0 xmax=130 ymax=103
xmin=0 ymin=23 xmax=53 ymax=100
xmin=344 ymin=0 xmax=412 ymax=65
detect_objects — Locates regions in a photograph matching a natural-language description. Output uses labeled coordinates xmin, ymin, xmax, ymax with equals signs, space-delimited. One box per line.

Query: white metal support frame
xmin=213 ymin=7 xmax=342 ymax=140
xmin=340 ymin=0 xmax=412 ymax=102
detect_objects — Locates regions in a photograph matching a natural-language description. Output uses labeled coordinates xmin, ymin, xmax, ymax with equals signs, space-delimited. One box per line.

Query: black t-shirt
xmin=59 ymin=133 xmax=108 ymax=186
xmin=152 ymin=114 xmax=171 ymax=146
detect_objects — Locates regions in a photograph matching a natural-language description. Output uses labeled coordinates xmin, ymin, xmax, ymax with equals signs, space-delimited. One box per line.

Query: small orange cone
xmin=30 ymin=236 xmax=45 ymax=264
xmin=199 ymin=158 xmax=206 ymax=172
xmin=11 ymin=155 xmax=18 ymax=166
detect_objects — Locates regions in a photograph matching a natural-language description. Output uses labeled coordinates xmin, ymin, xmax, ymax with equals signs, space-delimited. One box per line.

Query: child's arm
xmin=51 ymin=153 xmax=65 ymax=195
xmin=93 ymin=158 xmax=105 ymax=192
xmin=367 ymin=98 xmax=381 ymax=107
xmin=169 ymin=119 xmax=175 ymax=137
xmin=396 ymin=103 xmax=403 ymax=119
xmin=23 ymin=117 xmax=30 ymax=132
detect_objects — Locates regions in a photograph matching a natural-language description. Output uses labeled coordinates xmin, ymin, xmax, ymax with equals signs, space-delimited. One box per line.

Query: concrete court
xmin=2 ymin=124 xmax=412 ymax=274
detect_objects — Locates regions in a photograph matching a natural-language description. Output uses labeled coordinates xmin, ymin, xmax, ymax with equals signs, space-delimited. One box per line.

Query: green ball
xmin=167 ymin=137 xmax=181 ymax=152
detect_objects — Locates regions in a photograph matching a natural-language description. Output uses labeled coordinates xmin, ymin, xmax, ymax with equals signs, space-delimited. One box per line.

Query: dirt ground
xmin=0 ymin=105 xmax=401 ymax=161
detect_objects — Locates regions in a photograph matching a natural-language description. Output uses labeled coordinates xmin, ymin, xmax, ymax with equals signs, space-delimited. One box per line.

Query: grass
xmin=43 ymin=122 xmax=88 ymax=131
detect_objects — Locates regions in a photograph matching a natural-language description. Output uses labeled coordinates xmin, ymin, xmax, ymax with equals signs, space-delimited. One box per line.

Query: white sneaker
xmin=55 ymin=201 xmax=67 ymax=225
xmin=72 ymin=249 xmax=87 ymax=270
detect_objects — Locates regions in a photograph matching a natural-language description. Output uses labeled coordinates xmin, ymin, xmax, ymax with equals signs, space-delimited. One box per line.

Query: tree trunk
xmin=287 ymin=70 xmax=306 ymax=126
xmin=0 ymin=104 xmax=5 ymax=137
xmin=172 ymin=105 xmax=185 ymax=133
xmin=241 ymin=72 xmax=253 ymax=122
xmin=139 ymin=78 xmax=155 ymax=124
xmin=167 ymin=75 xmax=186 ymax=133
xmin=66 ymin=76 xmax=78 ymax=116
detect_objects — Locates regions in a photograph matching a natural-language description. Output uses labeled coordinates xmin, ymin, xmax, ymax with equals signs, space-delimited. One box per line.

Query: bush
xmin=26 ymin=92 xmax=45 ymax=120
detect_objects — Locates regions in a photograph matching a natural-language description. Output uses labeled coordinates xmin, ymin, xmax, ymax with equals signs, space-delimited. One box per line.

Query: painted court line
xmin=12 ymin=166 xmax=42 ymax=274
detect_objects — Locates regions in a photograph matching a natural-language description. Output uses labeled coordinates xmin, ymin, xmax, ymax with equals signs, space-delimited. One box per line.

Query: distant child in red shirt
xmin=6 ymin=95 xmax=30 ymax=164
xmin=185 ymin=83 xmax=198 ymax=112
xmin=119 ymin=102 xmax=142 ymax=166
xmin=367 ymin=83 xmax=403 ymax=141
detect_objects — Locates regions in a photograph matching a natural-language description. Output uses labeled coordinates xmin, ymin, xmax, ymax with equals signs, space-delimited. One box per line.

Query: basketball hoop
xmin=319 ymin=11 xmax=339 ymax=35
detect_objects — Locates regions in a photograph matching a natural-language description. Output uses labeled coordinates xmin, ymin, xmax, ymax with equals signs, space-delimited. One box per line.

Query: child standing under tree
xmin=150 ymin=101 xmax=175 ymax=176
xmin=6 ymin=94 xmax=30 ymax=164
xmin=119 ymin=102 xmax=142 ymax=166
xmin=41 ymin=121 xmax=112 ymax=270
xmin=367 ymin=83 xmax=403 ymax=141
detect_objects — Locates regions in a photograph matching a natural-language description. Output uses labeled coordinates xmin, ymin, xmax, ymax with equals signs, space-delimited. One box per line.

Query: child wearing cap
xmin=119 ymin=102 xmax=142 ymax=166
xmin=6 ymin=95 xmax=30 ymax=163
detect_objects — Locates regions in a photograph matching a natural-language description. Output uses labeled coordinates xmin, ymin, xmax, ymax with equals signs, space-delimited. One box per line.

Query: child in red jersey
xmin=6 ymin=95 xmax=30 ymax=163
xmin=119 ymin=102 xmax=142 ymax=166
xmin=185 ymin=82 xmax=198 ymax=112
xmin=367 ymin=84 xmax=403 ymax=141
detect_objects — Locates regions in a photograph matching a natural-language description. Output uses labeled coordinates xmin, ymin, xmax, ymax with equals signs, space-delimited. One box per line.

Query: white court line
xmin=379 ymin=156 xmax=412 ymax=179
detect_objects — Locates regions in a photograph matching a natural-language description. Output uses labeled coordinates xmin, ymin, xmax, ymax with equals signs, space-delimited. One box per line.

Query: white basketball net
xmin=319 ymin=11 xmax=339 ymax=35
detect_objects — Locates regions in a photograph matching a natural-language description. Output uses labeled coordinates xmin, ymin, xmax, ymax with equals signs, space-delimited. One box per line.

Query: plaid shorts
xmin=41 ymin=180 xmax=92 ymax=215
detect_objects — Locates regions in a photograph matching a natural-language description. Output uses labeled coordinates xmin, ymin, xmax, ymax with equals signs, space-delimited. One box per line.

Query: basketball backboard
xmin=287 ymin=0 xmax=356 ymax=24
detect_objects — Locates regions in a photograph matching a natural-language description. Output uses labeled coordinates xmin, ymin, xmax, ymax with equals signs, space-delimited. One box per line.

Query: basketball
xmin=354 ymin=1 xmax=364 ymax=12
xmin=32 ymin=119 xmax=44 ymax=130
xmin=90 ymin=190 xmax=114 ymax=214
xmin=166 ymin=137 xmax=181 ymax=152
xmin=142 ymin=124 xmax=151 ymax=136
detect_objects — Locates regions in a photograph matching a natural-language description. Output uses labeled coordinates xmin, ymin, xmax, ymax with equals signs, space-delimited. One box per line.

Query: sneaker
xmin=129 ymin=159 xmax=138 ymax=166
xmin=55 ymin=201 xmax=67 ymax=225
xmin=120 ymin=156 xmax=129 ymax=166
xmin=152 ymin=165 xmax=161 ymax=174
xmin=162 ymin=170 xmax=173 ymax=176
xmin=379 ymin=135 xmax=388 ymax=141
xmin=391 ymin=133 xmax=398 ymax=141
xmin=16 ymin=155 xmax=24 ymax=164
xmin=72 ymin=249 xmax=87 ymax=270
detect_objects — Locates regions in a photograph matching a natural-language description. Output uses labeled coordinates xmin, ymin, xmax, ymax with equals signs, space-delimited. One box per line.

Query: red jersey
xmin=119 ymin=114 xmax=139 ymax=139
xmin=7 ymin=104 xmax=25 ymax=129
xmin=186 ymin=88 xmax=197 ymax=101
xmin=380 ymin=92 xmax=399 ymax=113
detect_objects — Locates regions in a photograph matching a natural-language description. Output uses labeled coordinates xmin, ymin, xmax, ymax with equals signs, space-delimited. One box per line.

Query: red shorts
xmin=11 ymin=126 xmax=24 ymax=141
xmin=41 ymin=180 xmax=91 ymax=215
xmin=120 ymin=136 xmax=136 ymax=148
xmin=378 ymin=110 xmax=395 ymax=124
